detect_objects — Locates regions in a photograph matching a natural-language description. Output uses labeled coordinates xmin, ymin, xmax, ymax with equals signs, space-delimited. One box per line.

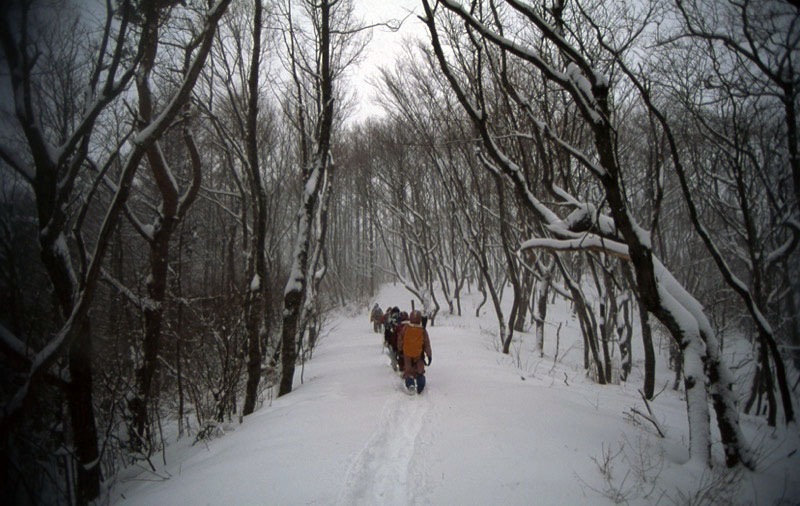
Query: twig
xmin=630 ymin=391 xmax=666 ymax=439
xmin=650 ymin=381 xmax=669 ymax=401
xmin=638 ymin=389 xmax=657 ymax=418
xmin=630 ymin=408 xmax=664 ymax=437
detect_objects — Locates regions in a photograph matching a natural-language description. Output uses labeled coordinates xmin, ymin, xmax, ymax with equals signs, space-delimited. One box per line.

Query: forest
xmin=0 ymin=0 xmax=798 ymax=504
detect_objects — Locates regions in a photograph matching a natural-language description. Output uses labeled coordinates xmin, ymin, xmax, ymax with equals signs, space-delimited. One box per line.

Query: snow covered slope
xmin=111 ymin=284 xmax=799 ymax=505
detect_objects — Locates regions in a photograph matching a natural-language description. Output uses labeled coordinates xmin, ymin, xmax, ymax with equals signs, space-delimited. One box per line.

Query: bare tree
xmin=278 ymin=0 xmax=337 ymax=396
xmin=241 ymin=0 xmax=270 ymax=417
xmin=420 ymin=0 xmax=753 ymax=468
xmin=118 ymin=1 xmax=210 ymax=452
xmin=0 ymin=0 xmax=231 ymax=500
xmin=646 ymin=0 xmax=798 ymax=426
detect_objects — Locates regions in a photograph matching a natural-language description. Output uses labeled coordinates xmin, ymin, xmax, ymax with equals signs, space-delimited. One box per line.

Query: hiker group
xmin=370 ymin=304 xmax=432 ymax=395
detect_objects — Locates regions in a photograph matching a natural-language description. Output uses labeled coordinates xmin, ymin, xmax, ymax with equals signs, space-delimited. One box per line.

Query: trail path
xmin=113 ymin=306 xmax=627 ymax=505
xmin=112 ymin=286 xmax=799 ymax=505
xmin=336 ymin=362 xmax=433 ymax=505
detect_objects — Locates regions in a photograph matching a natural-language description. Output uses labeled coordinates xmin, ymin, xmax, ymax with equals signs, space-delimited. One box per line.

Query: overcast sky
xmin=0 ymin=0 xmax=428 ymax=130
xmin=348 ymin=0 xmax=429 ymax=123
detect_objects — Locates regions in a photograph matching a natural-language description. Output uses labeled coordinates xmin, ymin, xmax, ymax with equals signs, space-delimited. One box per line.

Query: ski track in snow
xmin=337 ymin=353 xmax=433 ymax=505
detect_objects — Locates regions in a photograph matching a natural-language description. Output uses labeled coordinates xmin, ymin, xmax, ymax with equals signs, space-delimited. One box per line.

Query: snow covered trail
xmin=111 ymin=304 xmax=630 ymax=505
xmin=336 ymin=373 xmax=433 ymax=505
xmin=112 ymin=286 xmax=800 ymax=505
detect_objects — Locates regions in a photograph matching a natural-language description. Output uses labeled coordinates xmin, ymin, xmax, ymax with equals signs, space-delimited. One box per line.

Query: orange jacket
xmin=397 ymin=323 xmax=431 ymax=377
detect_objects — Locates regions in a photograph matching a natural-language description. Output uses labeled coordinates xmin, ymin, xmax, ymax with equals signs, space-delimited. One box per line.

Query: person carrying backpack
xmin=395 ymin=311 xmax=409 ymax=373
xmin=397 ymin=310 xmax=432 ymax=395
xmin=370 ymin=303 xmax=383 ymax=333
xmin=384 ymin=307 xmax=401 ymax=370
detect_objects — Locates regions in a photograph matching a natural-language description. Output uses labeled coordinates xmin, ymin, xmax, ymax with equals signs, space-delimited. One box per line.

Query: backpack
xmin=403 ymin=324 xmax=425 ymax=358
xmin=384 ymin=313 xmax=398 ymax=338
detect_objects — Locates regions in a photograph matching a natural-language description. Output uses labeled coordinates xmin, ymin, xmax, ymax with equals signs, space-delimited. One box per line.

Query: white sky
xmin=348 ymin=0 xmax=429 ymax=124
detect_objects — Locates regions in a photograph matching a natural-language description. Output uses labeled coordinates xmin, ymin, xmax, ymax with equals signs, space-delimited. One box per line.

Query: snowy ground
xmin=110 ymin=283 xmax=800 ymax=505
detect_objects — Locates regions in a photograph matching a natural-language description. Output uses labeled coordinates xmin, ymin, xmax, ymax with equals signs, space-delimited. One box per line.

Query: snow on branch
xmin=100 ymin=269 xmax=159 ymax=312
xmin=550 ymin=184 xmax=581 ymax=206
xmin=513 ymin=123 xmax=607 ymax=178
xmin=148 ymin=142 xmax=180 ymax=204
xmin=558 ymin=203 xmax=617 ymax=237
xmin=765 ymin=218 xmax=800 ymax=268
xmin=437 ymin=0 xmax=606 ymax=125
xmin=476 ymin=152 xmax=561 ymax=226
xmin=122 ymin=204 xmax=155 ymax=243
xmin=520 ymin=236 xmax=631 ymax=261
xmin=504 ymin=0 xmax=609 ymax=89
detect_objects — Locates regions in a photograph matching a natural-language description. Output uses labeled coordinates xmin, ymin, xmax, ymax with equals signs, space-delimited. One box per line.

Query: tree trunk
xmin=618 ymin=295 xmax=633 ymax=382
xmin=557 ymin=257 xmax=605 ymax=383
xmin=279 ymin=289 xmax=303 ymax=397
xmin=495 ymin=173 xmax=521 ymax=355
xmin=623 ymin=263 xmax=655 ymax=398
xmin=67 ymin=320 xmax=100 ymax=506
xmin=482 ymin=261 xmax=508 ymax=353
xmin=536 ymin=272 xmax=550 ymax=357
xmin=134 ymin=230 xmax=170 ymax=449
xmin=514 ymin=268 xmax=532 ymax=332
xmin=475 ymin=273 xmax=488 ymax=317
xmin=602 ymin=264 xmax=618 ymax=383
xmin=39 ymin=234 xmax=102 ymax=501
xmin=243 ymin=0 xmax=267 ymax=417
xmin=132 ymin=2 xmax=205 ymax=442
xmin=279 ymin=0 xmax=334 ymax=397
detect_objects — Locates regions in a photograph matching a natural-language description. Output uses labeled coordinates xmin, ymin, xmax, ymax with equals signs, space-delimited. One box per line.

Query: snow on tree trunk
xmin=657 ymin=285 xmax=712 ymax=467
xmin=279 ymin=0 xmax=335 ymax=397
xmin=279 ymin=193 xmax=314 ymax=396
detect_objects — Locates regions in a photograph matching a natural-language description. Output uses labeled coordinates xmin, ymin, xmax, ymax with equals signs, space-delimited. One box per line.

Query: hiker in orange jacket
xmin=397 ymin=310 xmax=432 ymax=394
